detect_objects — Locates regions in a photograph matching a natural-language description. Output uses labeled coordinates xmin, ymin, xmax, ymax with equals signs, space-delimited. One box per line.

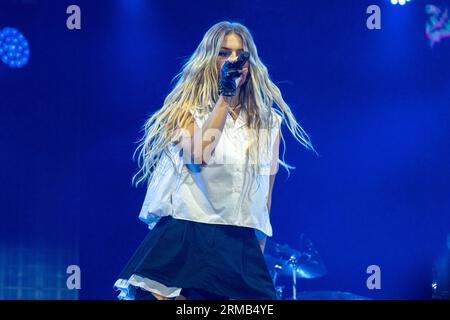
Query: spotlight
xmin=0 ymin=27 xmax=30 ymax=68
xmin=390 ymin=0 xmax=412 ymax=5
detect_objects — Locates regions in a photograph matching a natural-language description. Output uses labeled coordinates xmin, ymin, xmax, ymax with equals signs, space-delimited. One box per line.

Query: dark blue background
xmin=1 ymin=0 xmax=449 ymax=299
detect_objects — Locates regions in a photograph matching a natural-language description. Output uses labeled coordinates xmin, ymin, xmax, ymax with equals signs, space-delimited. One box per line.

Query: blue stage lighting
xmin=0 ymin=27 xmax=30 ymax=68
xmin=391 ymin=0 xmax=412 ymax=5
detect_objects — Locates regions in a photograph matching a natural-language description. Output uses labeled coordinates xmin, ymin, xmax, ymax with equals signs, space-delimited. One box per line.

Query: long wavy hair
xmin=132 ymin=21 xmax=318 ymax=187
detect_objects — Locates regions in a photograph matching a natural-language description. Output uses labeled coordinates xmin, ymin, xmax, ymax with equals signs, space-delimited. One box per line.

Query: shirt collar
xmin=226 ymin=107 xmax=247 ymax=129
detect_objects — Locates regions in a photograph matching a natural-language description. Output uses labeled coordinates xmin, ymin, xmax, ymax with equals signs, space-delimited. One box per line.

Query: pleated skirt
xmin=113 ymin=215 xmax=277 ymax=300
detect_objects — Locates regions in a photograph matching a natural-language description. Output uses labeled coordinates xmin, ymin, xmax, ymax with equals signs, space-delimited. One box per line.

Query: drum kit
xmin=264 ymin=234 xmax=370 ymax=300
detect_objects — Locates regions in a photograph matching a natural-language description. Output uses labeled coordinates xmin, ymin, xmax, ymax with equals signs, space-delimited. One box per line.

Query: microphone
xmin=231 ymin=51 xmax=250 ymax=70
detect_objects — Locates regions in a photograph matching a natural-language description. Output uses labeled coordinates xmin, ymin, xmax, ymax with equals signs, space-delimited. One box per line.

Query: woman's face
xmin=216 ymin=33 xmax=249 ymax=88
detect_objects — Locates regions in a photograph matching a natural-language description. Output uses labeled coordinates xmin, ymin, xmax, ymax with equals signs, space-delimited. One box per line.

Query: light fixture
xmin=391 ymin=0 xmax=412 ymax=5
xmin=0 ymin=27 xmax=30 ymax=68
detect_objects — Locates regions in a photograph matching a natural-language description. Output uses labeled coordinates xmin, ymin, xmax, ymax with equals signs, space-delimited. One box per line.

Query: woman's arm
xmin=259 ymin=128 xmax=281 ymax=253
xmin=259 ymin=174 xmax=277 ymax=254
xmin=175 ymin=96 xmax=232 ymax=165
xmin=174 ymin=56 xmax=248 ymax=165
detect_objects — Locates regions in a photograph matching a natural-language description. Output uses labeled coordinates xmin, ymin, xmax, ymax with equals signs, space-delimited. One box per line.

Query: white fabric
xmin=139 ymin=105 xmax=282 ymax=238
xmin=138 ymin=144 xmax=180 ymax=228
xmin=116 ymin=106 xmax=282 ymax=299
xmin=114 ymin=275 xmax=181 ymax=299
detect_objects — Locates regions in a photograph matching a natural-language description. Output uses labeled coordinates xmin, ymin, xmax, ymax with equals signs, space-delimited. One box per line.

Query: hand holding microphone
xmin=218 ymin=51 xmax=250 ymax=97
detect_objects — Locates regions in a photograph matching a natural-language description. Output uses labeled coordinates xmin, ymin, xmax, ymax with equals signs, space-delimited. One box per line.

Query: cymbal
xmin=264 ymin=242 xmax=327 ymax=279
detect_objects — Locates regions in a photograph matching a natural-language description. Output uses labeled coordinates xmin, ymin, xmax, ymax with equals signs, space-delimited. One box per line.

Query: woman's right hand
xmin=218 ymin=52 xmax=249 ymax=96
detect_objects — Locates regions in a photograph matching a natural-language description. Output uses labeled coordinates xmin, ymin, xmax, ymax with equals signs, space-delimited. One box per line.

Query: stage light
xmin=390 ymin=0 xmax=412 ymax=5
xmin=0 ymin=27 xmax=30 ymax=68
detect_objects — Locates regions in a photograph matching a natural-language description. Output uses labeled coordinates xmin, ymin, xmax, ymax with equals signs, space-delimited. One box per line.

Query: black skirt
xmin=114 ymin=215 xmax=277 ymax=300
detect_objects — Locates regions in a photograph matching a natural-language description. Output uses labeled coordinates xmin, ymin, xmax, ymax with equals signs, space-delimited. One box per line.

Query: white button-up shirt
xmin=139 ymin=106 xmax=282 ymax=239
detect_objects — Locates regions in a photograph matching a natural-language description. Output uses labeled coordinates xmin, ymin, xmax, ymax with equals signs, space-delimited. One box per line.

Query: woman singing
xmin=114 ymin=21 xmax=317 ymax=300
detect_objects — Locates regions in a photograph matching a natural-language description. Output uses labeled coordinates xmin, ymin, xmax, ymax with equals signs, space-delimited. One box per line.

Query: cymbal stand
xmin=288 ymin=255 xmax=298 ymax=300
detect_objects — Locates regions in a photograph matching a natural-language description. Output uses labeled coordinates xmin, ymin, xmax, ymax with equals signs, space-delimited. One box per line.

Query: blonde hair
xmin=132 ymin=21 xmax=318 ymax=187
